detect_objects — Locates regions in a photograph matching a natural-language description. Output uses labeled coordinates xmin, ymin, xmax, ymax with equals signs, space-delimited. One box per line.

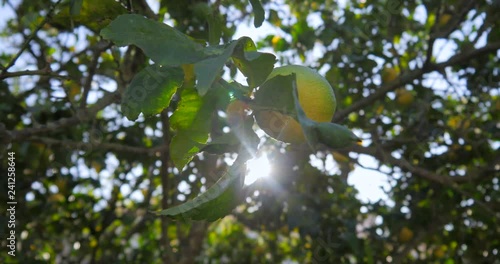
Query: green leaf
xmin=207 ymin=13 xmax=223 ymax=45
xmin=201 ymin=133 xmax=239 ymax=155
xmin=194 ymin=37 xmax=274 ymax=95
xmin=170 ymin=88 xmax=207 ymax=170
xmin=232 ymin=38 xmax=276 ymax=88
xmin=170 ymin=88 xmax=205 ymax=135
xmin=51 ymin=0 xmax=128 ymax=32
xmin=69 ymin=0 xmax=83 ymax=16
xmin=170 ymin=86 xmax=230 ymax=170
xmin=101 ymin=14 xmax=207 ymax=66
xmin=194 ymin=43 xmax=234 ymax=96
xmin=314 ymin=122 xmax=361 ymax=149
xmin=153 ymin=151 xmax=249 ymax=221
xmin=249 ymin=0 xmax=265 ymax=28
xmin=218 ymin=77 xmax=252 ymax=97
xmin=121 ymin=65 xmax=183 ymax=120
xmin=170 ymin=133 xmax=204 ymax=168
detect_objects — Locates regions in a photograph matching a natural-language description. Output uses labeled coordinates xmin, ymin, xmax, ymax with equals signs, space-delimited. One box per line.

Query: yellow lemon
xmin=447 ymin=116 xmax=470 ymax=130
xmin=254 ymin=65 xmax=336 ymax=143
xmin=439 ymin=14 xmax=452 ymax=27
xmin=398 ymin=227 xmax=414 ymax=242
xmin=434 ymin=245 xmax=447 ymax=258
xmin=396 ymin=88 xmax=414 ymax=106
xmin=382 ymin=67 xmax=399 ymax=83
xmin=271 ymin=35 xmax=282 ymax=46
xmin=332 ymin=151 xmax=350 ymax=163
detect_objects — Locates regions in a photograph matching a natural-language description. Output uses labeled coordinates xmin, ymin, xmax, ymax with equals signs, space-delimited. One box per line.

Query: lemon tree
xmin=4 ymin=0 xmax=500 ymax=262
xmin=100 ymin=14 xmax=357 ymax=222
xmin=101 ymin=11 xmax=359 ymax=221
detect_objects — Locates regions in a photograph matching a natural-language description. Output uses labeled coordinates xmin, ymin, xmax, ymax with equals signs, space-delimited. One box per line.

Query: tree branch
xmin=160 ymin=109 xmax=175 ymax=264
xmin=429 ymin=0 xmax=477 ymax=40
xmin=333 ymin=69 xmax=425 ymax=122
xmin=27 ymin=136 xmax=165 ymax=155
xmin=8 ymin=91 xmax=121 ymax=142
xmin=433 ymin=41 xmax=500 ymax=70
xmin=349 ymin=144 xmax=499 ymax=219
xmin=333 ymin=41 xmax=500 ymax=122
xmin=136 ymin=0 xmax=159 ymax=20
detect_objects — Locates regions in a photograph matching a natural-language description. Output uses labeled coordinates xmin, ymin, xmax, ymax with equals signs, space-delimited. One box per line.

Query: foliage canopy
xmin=1 ymin=0 xmax=499 ymax=263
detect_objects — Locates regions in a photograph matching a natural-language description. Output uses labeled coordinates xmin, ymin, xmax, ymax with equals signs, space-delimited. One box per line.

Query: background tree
xmin=1 ymin=0 xmax=499 ymax=263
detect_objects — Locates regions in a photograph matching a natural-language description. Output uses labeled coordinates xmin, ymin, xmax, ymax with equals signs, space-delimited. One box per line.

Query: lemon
xmin=271 ymin=35 xmax=282 ymax=46
xmin=447 ymin=116 xmax=470 ymax=130
xmin=396 ymin=88 xmax=414 ymax=106
xmin=254 ymin=65 xmax=336 ymax=143
xmin=398 ymin=227 xmax=414 ymax=242
xmin=381 ymin=67 xmax=399 ymax=83
xmin=438 ymin=14 xmax=452 ymax=27
xmin=332 ymin=151 xmax=350 ymax=163
xmin=433 ymin=245 xmax=447 ymax=258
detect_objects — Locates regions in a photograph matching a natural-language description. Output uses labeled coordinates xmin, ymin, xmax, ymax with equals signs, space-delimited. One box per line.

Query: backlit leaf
xmin=153 ymin=151 xmax=249 ymax=221
xmin=170 ymin=86 xmax=231 ymax=170
xmin=232 ymin=37 xmax=276 ymax=88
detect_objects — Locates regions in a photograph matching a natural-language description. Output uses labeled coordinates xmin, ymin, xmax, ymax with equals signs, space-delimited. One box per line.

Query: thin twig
xmin=80 ymin=49 xmax=103 ymax=108
xmin=349 ymin=144 xmax=500 ymax=220
xmin=1 ymin=0 xmax=63 ymax=74
xmin=137 ymin=0 xmax=159 ymax=20
xmin=0 ymin=68 xmax=69 ymax=80
xmin=333 ymin=41 xmax=500 ymax=122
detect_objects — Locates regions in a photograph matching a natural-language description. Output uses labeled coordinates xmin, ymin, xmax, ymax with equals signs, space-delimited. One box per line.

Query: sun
xmin=245 ymin=154 xmax=271 ymax=185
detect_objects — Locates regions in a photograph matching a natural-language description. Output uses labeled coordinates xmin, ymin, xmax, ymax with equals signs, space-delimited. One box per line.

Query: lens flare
xmin=245 ymin=154 xmax=271 ymax=185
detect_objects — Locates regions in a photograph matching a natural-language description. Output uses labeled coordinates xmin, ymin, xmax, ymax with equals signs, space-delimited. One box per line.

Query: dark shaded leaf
xmin=194 ymin=43 xmax=233 ymax=96
xmin=249 ymin=0 xmax=265 ymax=28
xmin=101 ymin=14 xmax=208 ymax=66
xmin=51 ymin=0 xmax=128 ymax=32
xmin=121 ymin=64 xmax=183 ymax=120
xmin=69 ymin=0 xmax=83 ymax=16
xmin=194 ymin=37 xmax=274 ymax=95
xmin=253 ymin=74 xmax=296 ymax=116
xmin=207 ymin=13 xmax=223 ymax=45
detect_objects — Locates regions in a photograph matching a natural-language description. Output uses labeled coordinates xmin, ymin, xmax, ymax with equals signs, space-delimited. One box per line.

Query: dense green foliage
xmin=1 ymin=0 xmax=499 ymax=263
